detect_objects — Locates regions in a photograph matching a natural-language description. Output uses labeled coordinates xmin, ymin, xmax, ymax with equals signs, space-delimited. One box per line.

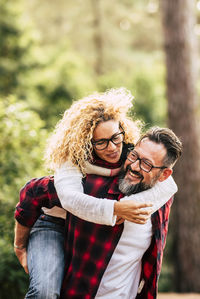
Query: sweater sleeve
xmin=55 ymin=163 xmax=178 ymax=225
xmin=15 ymin=176 xmax=61 ymax=227
xmin=54 ymin=162 xmax=117 ymax=226
xmin=120 ymin=175 xmax=177 ymax=213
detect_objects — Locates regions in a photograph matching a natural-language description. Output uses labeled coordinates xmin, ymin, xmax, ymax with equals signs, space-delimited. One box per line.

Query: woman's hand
xmin=114 ymin=200 xmax=153 ymax=224
xmin=14 ymin=247 xmax=29 ymax=274
xmin=116 ymin=216 xmax=125 ymax=225
xmin=14 ymin=221 xmax=30 ymax=274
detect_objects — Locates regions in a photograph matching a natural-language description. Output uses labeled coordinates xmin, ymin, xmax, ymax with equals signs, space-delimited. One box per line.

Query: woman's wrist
xmin=110 ymin=167 xmax=121 ymax=176
xmin=14 ymin=243 xmax=26 ymax=250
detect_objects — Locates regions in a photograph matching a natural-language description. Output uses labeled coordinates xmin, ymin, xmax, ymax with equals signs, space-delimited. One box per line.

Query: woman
xmin=14 ymin=88 xmax=177 ymax=298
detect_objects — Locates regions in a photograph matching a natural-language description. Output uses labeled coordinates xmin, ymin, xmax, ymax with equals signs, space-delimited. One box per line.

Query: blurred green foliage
xmin=97 ymin=54 xmax=167 ymax=129
xmin=0 ymin=96 xmax=48 ymax=298
xmin=0 ymin=0 xmax=35 ymax=97
xmin=0 ymin=0 xmax=174 ymax=297
xmin=130 ymin=62 xmax=167 ymax=128
xmin=24 ymin=42 xmax=97 ymax=128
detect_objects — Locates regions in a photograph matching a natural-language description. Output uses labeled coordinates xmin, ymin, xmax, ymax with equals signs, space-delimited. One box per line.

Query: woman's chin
xmin=105 ymin=155 xmax=120 ymax=164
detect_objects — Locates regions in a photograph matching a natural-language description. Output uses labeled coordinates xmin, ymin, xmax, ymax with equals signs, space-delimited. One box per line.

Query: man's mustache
xmin=126 ymin=164 xmax=144 ymax=181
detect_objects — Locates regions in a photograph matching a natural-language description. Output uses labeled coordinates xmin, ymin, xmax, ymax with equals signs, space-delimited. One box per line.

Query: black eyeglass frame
xmin=127 ymin=149 xmax=167 ymax=173
xmin=91 ymin=129 xmax=125 ymax=151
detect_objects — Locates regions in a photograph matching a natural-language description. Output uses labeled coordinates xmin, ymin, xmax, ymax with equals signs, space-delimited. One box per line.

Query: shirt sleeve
xmin=15 ymin=176 xmax=61 ymax=227
xmin=54 ymin=162 xmax=117 ymax=226
xmin=120 ymin=175 xmax=177 ymax=213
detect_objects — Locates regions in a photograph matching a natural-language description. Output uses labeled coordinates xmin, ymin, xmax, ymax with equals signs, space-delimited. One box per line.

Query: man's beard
xmin=118 ymin=165 xmax=160 ymax=196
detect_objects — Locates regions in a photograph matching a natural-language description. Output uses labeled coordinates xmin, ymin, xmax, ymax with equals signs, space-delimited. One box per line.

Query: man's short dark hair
xmin=137 ymin=127 xmax=182 ymax=167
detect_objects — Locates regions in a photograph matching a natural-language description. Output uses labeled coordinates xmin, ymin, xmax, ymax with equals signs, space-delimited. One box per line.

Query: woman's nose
xmin=107 ymin=140 xmax=117 ymax=150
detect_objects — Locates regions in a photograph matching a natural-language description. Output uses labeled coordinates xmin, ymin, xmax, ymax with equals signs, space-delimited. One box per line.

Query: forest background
xmin=1 ymin=0 xmax=200 ymax=298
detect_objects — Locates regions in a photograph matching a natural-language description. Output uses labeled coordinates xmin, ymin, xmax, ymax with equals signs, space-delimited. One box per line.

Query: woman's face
xmin=92 ymin=120 xmax=123 ymax=164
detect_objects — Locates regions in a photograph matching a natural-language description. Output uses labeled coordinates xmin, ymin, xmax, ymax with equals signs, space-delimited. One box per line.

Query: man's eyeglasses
xmin=92 ymin=130 xmax=125 ymax=151
xmin=127 ymin=150 xmax=167 ymax=173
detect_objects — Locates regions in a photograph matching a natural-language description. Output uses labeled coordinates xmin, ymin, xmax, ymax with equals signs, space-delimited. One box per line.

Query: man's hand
xmin=14 ymin=247 xmax=29 ymax=274
xmin=114 ymin=200 xmax=153 ymax=224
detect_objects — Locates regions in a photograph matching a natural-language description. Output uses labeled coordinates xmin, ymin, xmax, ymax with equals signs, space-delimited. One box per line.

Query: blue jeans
xmin=25 ymin=215 xmax=65 ymax=299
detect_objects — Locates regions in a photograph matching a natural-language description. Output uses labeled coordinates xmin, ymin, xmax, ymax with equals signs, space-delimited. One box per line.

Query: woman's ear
xmin=159 ymin=168 xmax=173 ymax=182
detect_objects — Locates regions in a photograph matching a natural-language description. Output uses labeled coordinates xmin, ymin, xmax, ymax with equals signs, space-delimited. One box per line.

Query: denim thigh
xmin=25 ymin=217 xmax=65 ymax=299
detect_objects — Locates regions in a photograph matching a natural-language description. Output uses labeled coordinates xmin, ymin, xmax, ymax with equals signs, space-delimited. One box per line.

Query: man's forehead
xmin=135 ymin=138 xmax=166 ymax=162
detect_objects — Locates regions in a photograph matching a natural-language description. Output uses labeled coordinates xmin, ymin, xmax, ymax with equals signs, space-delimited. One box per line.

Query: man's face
xmin=119 ymin=138 xmax=168 ymax=195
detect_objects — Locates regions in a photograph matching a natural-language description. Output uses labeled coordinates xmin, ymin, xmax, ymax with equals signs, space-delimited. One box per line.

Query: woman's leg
xmin=25 ymin=216 xmax=65 ymax=299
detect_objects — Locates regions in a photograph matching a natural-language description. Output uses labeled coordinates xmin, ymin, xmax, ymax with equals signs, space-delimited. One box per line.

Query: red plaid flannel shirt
xmin=15 ymin=173 xmax=173 ymax=299
xmin=136 ymin=197 xmax=173 ymax=299
xmin=15 ymin=176 xmax=62 ymax=227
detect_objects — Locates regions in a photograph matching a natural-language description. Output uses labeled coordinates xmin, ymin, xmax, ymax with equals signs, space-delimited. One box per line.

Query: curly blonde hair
xmin=44 ymin=87 xmax=142 ymax=174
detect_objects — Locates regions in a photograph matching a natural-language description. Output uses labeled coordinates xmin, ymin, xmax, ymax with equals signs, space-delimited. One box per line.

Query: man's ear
xmin=158 ymin=168 xmax=173 ymax=182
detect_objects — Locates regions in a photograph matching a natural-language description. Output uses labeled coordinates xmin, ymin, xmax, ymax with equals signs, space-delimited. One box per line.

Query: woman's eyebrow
xmin=93 ymin=131 xmax=121 ymax=142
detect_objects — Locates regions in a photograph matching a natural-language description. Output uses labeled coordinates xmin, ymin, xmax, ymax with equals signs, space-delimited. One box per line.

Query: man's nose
xmin=130 ymin=159 xmax=141 ymax=172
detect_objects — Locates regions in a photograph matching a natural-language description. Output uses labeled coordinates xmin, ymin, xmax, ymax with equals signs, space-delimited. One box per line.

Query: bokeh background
xmin=1 ymin=0 xmax=200 ymax=298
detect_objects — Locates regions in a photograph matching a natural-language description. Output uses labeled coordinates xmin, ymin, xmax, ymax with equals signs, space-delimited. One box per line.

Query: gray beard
xmin=118 ymin=168 xmax=160 ymax=196
xmin=118 ymin=177 xmax=149 ymax=195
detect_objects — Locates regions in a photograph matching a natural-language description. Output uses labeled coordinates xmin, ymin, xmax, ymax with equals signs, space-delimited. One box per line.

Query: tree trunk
xmin=160 ymin=0 xmax=200 ymax=292
xmin=91 ymin=0 xmax=104 ymax=75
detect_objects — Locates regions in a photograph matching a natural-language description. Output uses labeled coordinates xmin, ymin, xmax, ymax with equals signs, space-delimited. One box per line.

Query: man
xmin=14 ymin=127 xmax=182 ymax=298
xmin=95 ymin=127 xmax=182 ymax=299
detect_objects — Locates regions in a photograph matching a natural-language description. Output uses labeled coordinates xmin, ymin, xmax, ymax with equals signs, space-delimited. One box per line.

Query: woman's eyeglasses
xmin=92 ymin=131 xmax=125 ymax=151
